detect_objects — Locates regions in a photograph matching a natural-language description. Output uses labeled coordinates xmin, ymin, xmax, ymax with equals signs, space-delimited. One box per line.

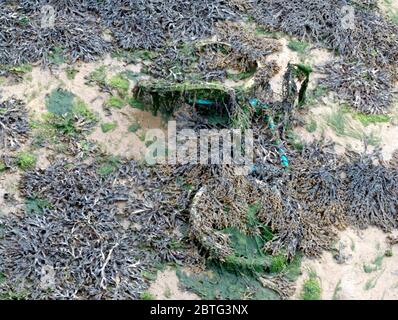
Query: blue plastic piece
xmin=195 ymin=99 xmax=215 ymax=106
xmin=251 ymin=96 xmax=290 ymax=168
xmin=249 ymin=98 xmax=259 ymax=107
xmin=281 ymin=155 xmax=289 ymax=164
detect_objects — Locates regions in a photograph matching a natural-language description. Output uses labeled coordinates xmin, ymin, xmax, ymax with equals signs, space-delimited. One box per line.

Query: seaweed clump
xmin=0 ymin=98 xmax=30 ymax=152
xmin=99 ymin=0 xmax=238 ymax=50
xmin=250 ymin=0 xmax=398 ymax=113
xmin=320 ymin=61 xmax=394 ymax=114
xmin=342 ymin=150 xmax=398 ymax=230
xmin=149 ymin=21 xmax=281 ymax=83
xmin=0 ymin=4 xmax=109 ymax=65
xmin=0 ymin=160 xmax=198 ymax=299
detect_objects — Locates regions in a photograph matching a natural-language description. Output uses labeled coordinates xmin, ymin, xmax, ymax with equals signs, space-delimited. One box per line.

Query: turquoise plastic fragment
xmin=249 ymin=98 xmax=259 ymax=107
xmin=280 ymin=153 xmax=289 ymax=167
xmin=195 ymin=99 xmax=215 ymax=106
